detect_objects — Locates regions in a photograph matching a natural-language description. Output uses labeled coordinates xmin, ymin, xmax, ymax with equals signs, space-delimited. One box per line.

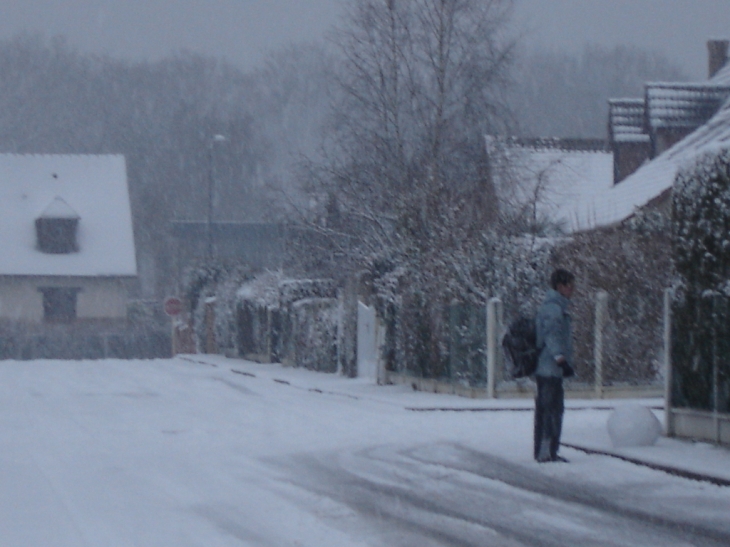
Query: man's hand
xmin=557 ymin=358 xmax=575 ymax=378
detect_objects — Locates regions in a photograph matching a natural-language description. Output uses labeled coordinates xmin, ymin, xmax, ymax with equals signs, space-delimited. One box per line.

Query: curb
xmin=562 ymin=442 xmax=730 ymax=487
xmin=405 ymin=405 xmax=663 ymax=412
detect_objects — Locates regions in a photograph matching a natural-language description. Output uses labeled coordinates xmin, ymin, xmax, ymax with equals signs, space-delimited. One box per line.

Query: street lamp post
xmin=206 ymin=134 xmax=226 ymax=261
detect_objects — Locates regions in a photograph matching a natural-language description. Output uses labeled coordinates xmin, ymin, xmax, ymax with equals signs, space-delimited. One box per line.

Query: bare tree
xmin=297 ymin=0 xmax=516 ymax=277
xmin=285 ymin=0 xmax=519 ymax=378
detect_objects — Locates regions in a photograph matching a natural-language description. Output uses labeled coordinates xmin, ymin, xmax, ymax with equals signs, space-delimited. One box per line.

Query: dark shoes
xmin=536 ymin=454 xmax=569 ymax=463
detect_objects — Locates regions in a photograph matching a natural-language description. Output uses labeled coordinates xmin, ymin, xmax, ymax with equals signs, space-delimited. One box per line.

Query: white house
xmin=0 ymin=154 xmax=137 ymax=324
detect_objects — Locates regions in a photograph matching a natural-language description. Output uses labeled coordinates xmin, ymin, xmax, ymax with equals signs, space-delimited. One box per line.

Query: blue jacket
xmin=535 ymin=289 xmax=573 ymax=378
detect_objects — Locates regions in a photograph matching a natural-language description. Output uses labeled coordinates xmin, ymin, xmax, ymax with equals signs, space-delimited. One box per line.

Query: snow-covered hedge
xmin=184 ymin=267 xmax=341 ymax=370
xmin=673 ymin=148 xmax=730 ymax=294
xmin=671 ymin=148 xmax=730 ymax=413
xmin=187 ymin=271 xmax=339 ymax=370
xmin=183 ymin=264 xmax=253 ymax=354
xmin=551 ymin=221 xmax=672 ymax=384
xmin=289 ymin=297 xmax=339 ymax=372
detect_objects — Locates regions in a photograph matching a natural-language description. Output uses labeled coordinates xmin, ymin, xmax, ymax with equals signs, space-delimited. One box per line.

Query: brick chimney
xmin=708 ymin=39 xmax=729 ymax=78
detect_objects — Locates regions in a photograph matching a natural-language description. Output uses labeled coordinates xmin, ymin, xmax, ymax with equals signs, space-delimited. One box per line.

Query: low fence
xmin=197 ymin=276 xmax=668 ymax=401
xmin=667 ymin=290 xmax=730 ymax=445
xmin=370 ymin=293 xmax=664 ymax=399
xmin=0 ymin=321 xmax=171 ymax=360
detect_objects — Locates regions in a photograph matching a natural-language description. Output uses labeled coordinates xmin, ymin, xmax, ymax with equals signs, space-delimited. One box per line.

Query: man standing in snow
xmin=534 ymin=268 xmax=575 ymax=463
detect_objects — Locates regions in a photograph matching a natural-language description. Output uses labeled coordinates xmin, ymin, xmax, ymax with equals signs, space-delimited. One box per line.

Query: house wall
xmin=613 ymin=140 xmax=651 ymax=184
xmin=653 ymin=127 xmax=694 ymax=157
xmin=0 ymin=276 xmax=130 ymax=321
xmin=668 ymin=408 xmax=730 ymax=446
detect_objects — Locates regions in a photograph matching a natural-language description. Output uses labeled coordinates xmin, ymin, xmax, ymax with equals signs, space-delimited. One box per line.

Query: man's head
xmin=550 ymin=268 xmax=575 ymax=299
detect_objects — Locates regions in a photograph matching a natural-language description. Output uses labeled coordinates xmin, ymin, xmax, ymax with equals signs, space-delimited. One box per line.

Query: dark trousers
xmin=534 ymin=376 xmax=564 ymax=460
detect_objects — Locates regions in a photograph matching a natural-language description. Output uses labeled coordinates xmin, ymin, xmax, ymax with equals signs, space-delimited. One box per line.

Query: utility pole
xmin=206 ymin=134 xmax=226 ymax=260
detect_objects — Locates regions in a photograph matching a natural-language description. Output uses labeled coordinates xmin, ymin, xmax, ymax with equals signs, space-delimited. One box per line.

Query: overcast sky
xmin=0 ymin=0 xmax=728 ymax=79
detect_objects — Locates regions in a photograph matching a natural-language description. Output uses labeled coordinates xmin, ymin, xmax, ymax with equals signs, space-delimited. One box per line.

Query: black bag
xmin=502 ymin=316 xmax=539 ymax=379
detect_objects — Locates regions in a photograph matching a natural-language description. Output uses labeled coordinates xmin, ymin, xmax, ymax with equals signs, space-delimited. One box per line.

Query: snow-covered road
xmin=281 ymin=442 xmax=730 ymax=546
xmin=0 ymin=357 xmax=728 ymax=546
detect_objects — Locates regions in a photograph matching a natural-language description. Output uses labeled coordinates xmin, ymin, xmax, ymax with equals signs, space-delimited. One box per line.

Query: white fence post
xmin=663 ymin=288 xmax=673 ymax=436
xmin=375 ymin=315 xmax=386 ymax=385
xmin=593 ymin=290 xmax=609 ymax=399
xmin=356 ymin=300 xmax=379 ymax=382
xmin=487 ymin=297 xmax=503 ymax=399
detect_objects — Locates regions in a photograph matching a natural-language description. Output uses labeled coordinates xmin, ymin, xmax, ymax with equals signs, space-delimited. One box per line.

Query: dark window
xmin=39 ymin=287 xmax=81 ymax=322
xmin=35 ymin=217 xmax=79 ymax=254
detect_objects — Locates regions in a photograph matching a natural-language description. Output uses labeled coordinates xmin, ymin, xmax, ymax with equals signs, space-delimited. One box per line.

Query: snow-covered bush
xmin=213 ymin=267 xmax=255 ymax=354
xmin=183 ymin=264 xmax=253 ymax=354
xmin=673 ymin=148 xmax=730 ymax=293
xmin=274 ymin=278 xmax=338 ymax=369
xmin=366 ymin=232 xmax=553 ymax=384
xmin=231 ymin=272 xmax=340 ymax=370
xmin=235 ymin=270 xmax=283 ymax=360
xmin=290 ymin=297 xmax=339 ymax=372
xmin=626 ymin=207 xmax=672 ymax=236
xmin=279 ymin=278 xmax=337 ymax=304
xmin=671 ymin=149 xmax=730 ymax=413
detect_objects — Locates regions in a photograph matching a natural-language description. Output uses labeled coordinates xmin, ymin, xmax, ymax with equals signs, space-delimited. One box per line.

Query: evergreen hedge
xmin=672 ymin=149 xmax=730 ymax=413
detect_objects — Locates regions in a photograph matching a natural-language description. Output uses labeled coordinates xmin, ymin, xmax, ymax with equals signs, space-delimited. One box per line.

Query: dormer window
xmin=36 ymin=197 xmax=80 ymax=254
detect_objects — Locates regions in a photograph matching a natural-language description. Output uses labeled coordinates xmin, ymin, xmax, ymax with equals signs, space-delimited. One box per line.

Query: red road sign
xmin=164 ymin=296 xmax=183 ymax=316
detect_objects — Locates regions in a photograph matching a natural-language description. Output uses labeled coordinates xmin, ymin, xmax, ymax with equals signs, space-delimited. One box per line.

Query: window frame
xmin=38 ymin=287 xmax=82 ymax=323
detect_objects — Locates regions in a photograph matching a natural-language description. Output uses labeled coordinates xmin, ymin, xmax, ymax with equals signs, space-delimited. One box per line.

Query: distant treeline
xmin=0 ymin=32 xmax=686 ymax=297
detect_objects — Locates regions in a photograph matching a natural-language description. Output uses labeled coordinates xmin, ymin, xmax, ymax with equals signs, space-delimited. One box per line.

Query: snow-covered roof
xmin=589 ymin=95 xmax=730 ymax=229
xmin=491 ymin=89 xmax=730 ymax=232
xmin=0 ymin=154 xmax=137 ymax=277
xmin=609 ymin=99 xmax=649 ymax=143
xmin=586 ymin=57 xmax=730 ymax=231
xmin=645 ymin=82 xmax=730 ymax=130
xmin=487 ymin=138 xmax=614 ymax=233
xmin=40 ymin=196 xmax=80 ymax=219
xmin=608 ymin=60 xmax=730 ymax=148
